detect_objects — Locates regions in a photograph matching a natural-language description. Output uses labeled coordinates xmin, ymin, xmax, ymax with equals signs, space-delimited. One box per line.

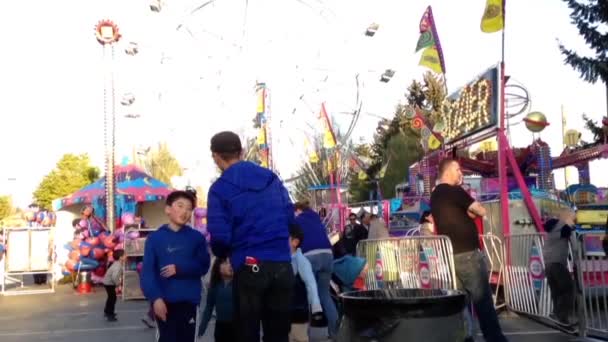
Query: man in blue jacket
xmin=141 ymin=190 xmax=210 ymax=342
xmin=207 ymin=131 xmax=294 ymax=342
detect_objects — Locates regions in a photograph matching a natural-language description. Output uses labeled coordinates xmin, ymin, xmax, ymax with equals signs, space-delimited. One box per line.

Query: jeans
xmin=156 ymin=302 xmax=197 ymax=342
xmin=545 ymin=262 xmax=574 ymax=323
xmin=104 ymin=285 xmax=117 ymax=316
xmin=234 ymin=261 xmax=294 ymax=342
xmin=306 ymin=252 xmax=339 ymax=337
xmin=454 ymin=250 xmax=507 ymax=342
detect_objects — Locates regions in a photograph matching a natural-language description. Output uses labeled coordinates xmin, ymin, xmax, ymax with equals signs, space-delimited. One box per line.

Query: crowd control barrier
xmin=480 ymin=233 xmax=506 ymax=310
xmin=357 ymin=236 xmax=457 ymax=291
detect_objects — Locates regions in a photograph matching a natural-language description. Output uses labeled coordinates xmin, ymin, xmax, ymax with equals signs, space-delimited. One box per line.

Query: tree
xmin=33 ymin=154 xmax=100 ymax=210
xmin=352 ymin=72 xmax=445 ymax=201
xmin=143 ymin=142 xmax=183 ymax=187
xmin=292 ymin=136 xmax=333 ymax=202
xmin=559 ymin=0 xmax=608 ymax=116
xmin=0 ymin=196 xmax=12 ymax=222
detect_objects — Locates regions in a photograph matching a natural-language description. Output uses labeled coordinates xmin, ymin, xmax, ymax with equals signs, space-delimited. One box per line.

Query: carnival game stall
xmin=51 ymin=165 xmax=172 ymax=289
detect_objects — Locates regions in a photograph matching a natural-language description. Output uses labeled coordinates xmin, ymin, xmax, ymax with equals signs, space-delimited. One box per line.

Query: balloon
xmin=91 ymin=247 xmax=105 ymax=260
xmin=79 ymin=219 xmax=88 ymax=229
xmin=70 ymin=239 xmax=82 ymax=250
xmin=103 ymin=236 xmax=116 ymax=249
xmin=98 ymin=231 xmax=110 ymax=240
xmin=126 ymin=230 xmax=140 ymax=240
xmin=85 ymin=237 xmax=100 ymax=246
xmin=65 ymin=259 xmax=76 ymax=272
xmin=69 ymin=250 xmax=81 ymax=261
xmin=79 ymin=242 xmax=92 ymax=257
xmin=194 ymin=208 xmax=207 ymax=218
xmin=114 ymin=242 xmax=124 ymax=250
xmin=121 ymin=212 xmax=135 ymax=225
xmin=93 ymin=265 xmax=106 ymax=277
xmin=136 ymin=262 xmax=143 ymax=274
xmin=80 ymin=257 xmax=99 ymax=269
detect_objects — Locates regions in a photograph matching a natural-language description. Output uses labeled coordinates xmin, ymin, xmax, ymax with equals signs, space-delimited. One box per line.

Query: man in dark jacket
xmin=207 ymin=131 xmax=294 ymax=342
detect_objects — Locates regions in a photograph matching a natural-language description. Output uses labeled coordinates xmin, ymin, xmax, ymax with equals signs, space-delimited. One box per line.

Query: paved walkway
xmin=0 ymin=284 xmax=579 ymax=341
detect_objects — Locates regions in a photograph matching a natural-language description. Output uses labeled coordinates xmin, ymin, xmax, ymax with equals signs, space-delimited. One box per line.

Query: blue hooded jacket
xmin=141 ymin=224 xmax=210 ymax=304
xmin=294 ymin=208 xmax=332 ymax=254
xmin=207 ymin=161 xmax=293 ymax=270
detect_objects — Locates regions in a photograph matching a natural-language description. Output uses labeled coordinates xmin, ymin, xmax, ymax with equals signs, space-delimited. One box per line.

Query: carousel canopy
xmin=52 ymin=164 xmax=172 ymax=211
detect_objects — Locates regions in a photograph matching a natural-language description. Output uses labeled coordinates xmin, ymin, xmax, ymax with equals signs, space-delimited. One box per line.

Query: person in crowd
xmin=419 ymin=211 xmax=435 ymax=236
xmin=368 ymin=214 xmax=389 ymax=240
xmin=341 ymin=213 xmax=368 ymax=255
xmin=141 ymin=190 xmax=210 ymax=342
xmin=199 ymin=257 xmax=235 ymax=342
xmin=103 ymin=249 xmax=125 ymax=322
xmin=207 ymin=131 xmax=294 ymax=342
xmin=293 ymin=201 xmax=338 ymax=339
xmin=431 ymin=159 xmax=508 ymax=342
xmin=544 ymin=208 xmax=577 ymax=326
xmin=288 ymin=225 xmax=323 ymax=342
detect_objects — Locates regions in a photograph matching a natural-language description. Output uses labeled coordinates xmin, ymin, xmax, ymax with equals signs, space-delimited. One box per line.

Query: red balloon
xmin=80 ymin=245 xmax=91 ymax=257
xmin=92 ymin=248 xmax=105 ymax=260
xmin=86 ymin=237 xmax=100 ymax=246
xmin=65 ymin=259 xmax=76 ymax=272
xmin=103 ymin=236 xmax=116 ymax=249
xmin=71 ymin=239 xmax=82 ymax=249
xmin=68 ymin=250 xmax=81 ymax=261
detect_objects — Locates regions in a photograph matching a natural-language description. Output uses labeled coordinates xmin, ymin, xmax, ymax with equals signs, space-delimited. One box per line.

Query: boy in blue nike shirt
xmin=141 ymin=190 xmax=210 ymax=342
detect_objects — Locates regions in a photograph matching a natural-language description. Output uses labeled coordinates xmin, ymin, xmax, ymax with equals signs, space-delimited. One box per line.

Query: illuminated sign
xmin=441 ymin=65 xmax=500 ymax=143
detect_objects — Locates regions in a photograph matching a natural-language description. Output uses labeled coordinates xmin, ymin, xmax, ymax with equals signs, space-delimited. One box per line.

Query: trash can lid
xmin=340 ymin=289 xmax=466 ymax=319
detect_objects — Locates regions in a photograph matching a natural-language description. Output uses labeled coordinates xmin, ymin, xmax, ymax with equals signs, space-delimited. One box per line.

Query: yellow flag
xmin=256 ymin=88 xmax=265 ymax=113
xmin=428 ymin=135 xmax=441 ymax=150
xmin=323 ymin=129 xmax=336 ymax=149
xmin=256 ymin=128 xmax=266 ymax=146
xmin=309 ymin=152 xmax=319 ymax=164
xmin=419 ymin=47 xmax=444 ymax=74
xmin=358 ymin=170 xmax=368 ymax=180
xmin=481 ymin=0 xmax=504 ymax=33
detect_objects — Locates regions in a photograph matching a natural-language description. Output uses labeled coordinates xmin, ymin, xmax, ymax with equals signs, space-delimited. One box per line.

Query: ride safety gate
xmin=575 ymin=231 xmax=608 ymax=340
xmin=503 ymin=234 xmax=554 ymax=318
xmin=357 ymin=236 xmax=457 ymax=291
xmin=480 ymin=233 xmax=506 ymax=310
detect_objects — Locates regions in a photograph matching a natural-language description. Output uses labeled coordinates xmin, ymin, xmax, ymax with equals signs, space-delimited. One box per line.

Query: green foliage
xmin=143 ymin=143 xmax=183 ymax=187
xmin=559 ymin=0 xmax=608 ymax=115
xmin=0 ymin=196 xmax=12 ymax=222
xmin=581 ymin=113 xmax=605 ymax=145
xmin=348 ymin=144 xmax=374 ymax=202
xmin=350 ymin=72 xmax=444 ymax=202
xmin=33 ymin=154 xmax=100 ymax=210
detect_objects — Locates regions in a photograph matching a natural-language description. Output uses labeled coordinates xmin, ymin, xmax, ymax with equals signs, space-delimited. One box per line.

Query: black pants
xmin=546 ymin=262 xmax=574 ymax=322
xmin=156 ymin=301 xmax=197 ymax=342
xmin=33 ymin=274 xmax=47 ymax=284
xmin=234 ymin=261 xmax=294 ymax=342
xmin=104 ymin=285 xmax=117 ymax=316
xmin=214 ymin=321 xmax=236 ymax=342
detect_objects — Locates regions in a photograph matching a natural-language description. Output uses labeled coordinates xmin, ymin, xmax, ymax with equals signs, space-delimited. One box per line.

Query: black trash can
xmin=338 ymin=288 xmax=467 ymax=342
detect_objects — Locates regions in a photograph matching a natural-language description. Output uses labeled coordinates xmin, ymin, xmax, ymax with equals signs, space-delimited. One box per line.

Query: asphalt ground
xmin=0 ymin=283 xmax=584 ymax=342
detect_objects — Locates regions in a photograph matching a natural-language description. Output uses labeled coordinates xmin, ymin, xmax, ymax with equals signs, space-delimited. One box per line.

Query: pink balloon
xmin=194 ymin=208 xmax=207 ymax=218
xmin=79 ymin=219 xmax=88 ymax=228
xmin=121 ymin=212 xmax=135 ymax=225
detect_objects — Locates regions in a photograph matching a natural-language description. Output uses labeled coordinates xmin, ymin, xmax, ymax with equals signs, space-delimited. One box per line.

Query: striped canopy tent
xmin=52 ymin=164 xmax=172 ymax=219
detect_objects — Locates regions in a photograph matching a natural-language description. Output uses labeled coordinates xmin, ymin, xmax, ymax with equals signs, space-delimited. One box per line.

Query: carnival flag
xmin=303 ymin=137 xmax=319 ymax=164
xmin=319 ymin=103 xmax=337 ymax=149
xmin=481 ymin=0 xmax=504 ymax=33
xmin=419 ymin=47 xmax=444 ymax=74
xmin=256 ymin=127 xmax=267 ymax=147
xmin=415 ymin=6 xmax=446 ymax=74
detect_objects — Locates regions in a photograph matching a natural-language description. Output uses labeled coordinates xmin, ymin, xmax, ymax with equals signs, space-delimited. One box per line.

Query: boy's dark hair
xmin=348 ymin=213 xmax=357 ymax=219
xmin=438 ymin=158 xmax=457 ymax=178
xmin=209 ymin=256 xmax=229 ymax=289
xmin=166 ymin=190 xmax=196 ymax=208
xmin=294 ymin=200 xmax=311 ymax=211
xmin=289 ymin=224 xmax=304 ymax=248
xmin=113 ymin=249 xmax=125 ymax=260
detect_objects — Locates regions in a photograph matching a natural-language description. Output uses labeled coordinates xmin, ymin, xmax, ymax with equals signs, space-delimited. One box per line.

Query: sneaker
xmin=106 ymin=315 xmax=118 ymax=322
xmin=141 ymin=316 xmax=156 ymax=328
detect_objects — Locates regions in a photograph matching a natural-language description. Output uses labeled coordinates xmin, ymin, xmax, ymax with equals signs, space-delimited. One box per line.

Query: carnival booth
xmin=51 ymin=165 xmax=172 ymax=292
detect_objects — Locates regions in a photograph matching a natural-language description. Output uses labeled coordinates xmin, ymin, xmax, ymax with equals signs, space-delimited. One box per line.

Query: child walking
xmin=289 ymin=225 xmax=323 ymax=342
xmin=103 ymin=249 xmax=125 ymax=321
xmin=198 ymin=257 xmax=234 ymax=341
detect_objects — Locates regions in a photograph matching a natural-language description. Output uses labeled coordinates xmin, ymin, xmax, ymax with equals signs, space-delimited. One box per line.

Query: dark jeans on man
xmin=156 ymin=301 xmax=197 ymax=342
xmin=234 ymin=261 xmax=294 ymax=342
xmin=104 ymin=285 xmax=117 ymax=317
xmin=454 ymin=250 xmax=508 ymax=342
xmin=545 ymin=262 xmax=574 ymax=323
xmin=215 ymin=321 xmax=236 ymax=342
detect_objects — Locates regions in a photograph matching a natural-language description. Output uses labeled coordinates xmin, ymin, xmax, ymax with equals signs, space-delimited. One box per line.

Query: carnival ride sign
xmin=441 ymin=65 xmax=500 ymax=143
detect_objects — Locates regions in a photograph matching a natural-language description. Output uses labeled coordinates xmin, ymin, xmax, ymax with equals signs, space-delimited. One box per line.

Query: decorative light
xmin=150 ymin=0 xmax=162 ymax=12
xmin=125 ymin=42 xmax=139 ymax=56
xmin=94 ymin=20 xmax=121 ymax=45
xmin=441 ymin=77 xmax=493 ymax=142
xmin=365 ymin=23 xmax=380 ymax=37
xmin=380 ymin=69 xmax=395 ymax=83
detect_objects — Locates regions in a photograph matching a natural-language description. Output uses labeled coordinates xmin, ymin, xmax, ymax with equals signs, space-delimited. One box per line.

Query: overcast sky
xmin=0 ymin=0 xmax=606 ymax=207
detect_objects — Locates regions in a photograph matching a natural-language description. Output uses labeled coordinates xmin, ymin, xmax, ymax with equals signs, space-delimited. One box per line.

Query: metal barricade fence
xmin=503 ymin=234 xmax=553 ymax=318
xmin=357 ymin=236 xmax=457 ymax=291
xmin=575 ymin=232 xmax=608 ymax=340
xmin=480 ymin=233 xmax=506 ymax=309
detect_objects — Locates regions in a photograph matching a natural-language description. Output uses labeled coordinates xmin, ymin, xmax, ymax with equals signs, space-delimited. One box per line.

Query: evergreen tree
xmin=559 ymin=0 xmax=608 ymax=115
